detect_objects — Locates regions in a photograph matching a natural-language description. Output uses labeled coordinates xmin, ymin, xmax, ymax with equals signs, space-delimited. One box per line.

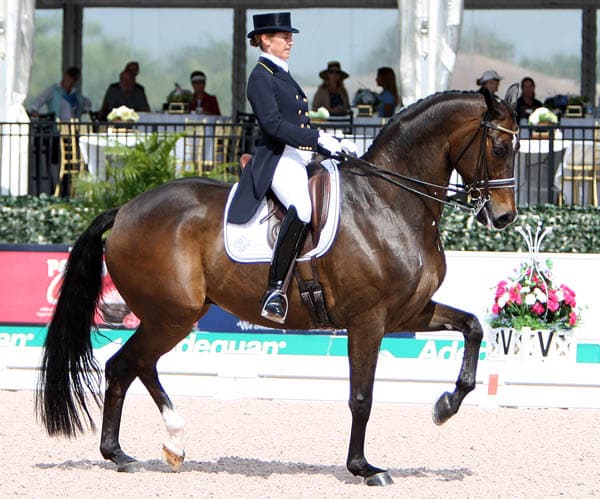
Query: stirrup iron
xmin=260 ymin=289 xmax=288 ymax=324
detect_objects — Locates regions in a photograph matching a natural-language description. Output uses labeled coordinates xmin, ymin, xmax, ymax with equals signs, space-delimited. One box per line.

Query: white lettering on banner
xmin=46 ymin=258 xmax=66 ymax=278
xmin=175 ymin=333 xmax=286 ymax=355
xmin=0 ymin=332 xmax=35 ymax=347
xmin=418 ymin=340 xmax=463 ymax=360
xmin=418 ymin=340 xmax=487 ymax=361
xmin=46 ymin=258 xmax=67 ymax=304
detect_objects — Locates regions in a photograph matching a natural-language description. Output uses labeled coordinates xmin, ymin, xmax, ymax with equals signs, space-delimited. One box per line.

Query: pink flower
xmin=547 ymin=297 xmax=560 ymax=313
xmin=569 ymin=311 xmax=578 ymax=326
xmin=560 ymin=284 xmax=576 ymax=307
xmin=531 ymin=302 xmax=545 ymax=315
xmin=491 ymin=303 xmax=501 ymax=314
xmin=508 ymin=285 xmax=522 ymax=305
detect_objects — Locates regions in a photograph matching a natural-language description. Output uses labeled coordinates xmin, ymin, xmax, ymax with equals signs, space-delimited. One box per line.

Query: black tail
xmin=35 ymin=208 xmax=119 ymax=437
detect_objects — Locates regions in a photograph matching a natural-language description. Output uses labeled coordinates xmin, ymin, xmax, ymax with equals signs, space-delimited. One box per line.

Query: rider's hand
xmin=317 ymin=131 xmax=342 ymax=156
xmin=339 ymin=139 xmax=358 ymax=157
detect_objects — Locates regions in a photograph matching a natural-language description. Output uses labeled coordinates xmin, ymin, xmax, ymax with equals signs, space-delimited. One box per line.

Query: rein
xmin=340 ymin=114 xmax=519 ymax=216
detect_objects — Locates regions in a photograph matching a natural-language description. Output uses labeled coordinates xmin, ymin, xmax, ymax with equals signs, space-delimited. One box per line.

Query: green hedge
xmin=0 ymin=195 xmax=598 ymax=252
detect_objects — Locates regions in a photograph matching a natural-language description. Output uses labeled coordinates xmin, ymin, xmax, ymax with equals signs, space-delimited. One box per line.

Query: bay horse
xmin=37 ymin=88 xmax=519 ymax=485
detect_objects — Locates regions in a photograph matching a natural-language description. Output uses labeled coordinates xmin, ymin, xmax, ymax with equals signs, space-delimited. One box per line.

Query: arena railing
xmin=0 ymin=118 xmax=598 ymax=208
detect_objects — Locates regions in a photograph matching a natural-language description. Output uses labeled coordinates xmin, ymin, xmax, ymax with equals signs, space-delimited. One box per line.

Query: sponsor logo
xmin=175 ymin=332 xmax=287 ymax=355
xmin=417 ymin=339 xmax=487 ymax=361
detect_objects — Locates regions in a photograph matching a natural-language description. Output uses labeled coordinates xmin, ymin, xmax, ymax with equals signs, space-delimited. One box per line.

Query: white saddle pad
xmin=224 ymin=159 xmax=341 ymax=263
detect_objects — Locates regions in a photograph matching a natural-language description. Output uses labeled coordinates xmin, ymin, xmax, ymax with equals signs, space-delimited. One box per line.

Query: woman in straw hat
xmin=312 ymin=61 xmax=351 ymax=116
xmin=227 ymin=12 xmax=357 ymax=324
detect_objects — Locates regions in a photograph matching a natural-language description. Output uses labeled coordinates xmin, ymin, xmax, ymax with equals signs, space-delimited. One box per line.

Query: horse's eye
xmin=492 ymin=140 xmax=508 ymax=158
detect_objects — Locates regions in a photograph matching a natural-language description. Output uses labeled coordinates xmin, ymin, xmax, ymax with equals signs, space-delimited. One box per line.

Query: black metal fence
xmin=0 ymin=118 xmax=598 ymax=207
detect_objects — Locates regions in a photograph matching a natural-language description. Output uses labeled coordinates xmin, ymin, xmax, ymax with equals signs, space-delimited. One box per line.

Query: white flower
xmin=525 ymin=293 xmax=536 ymax=305
xmin=555 ymin=289 xmax=564 ymax=302
xmin=107 ymin=105 xmax=140 ymax=122
xmin=534 ymin=288 xmax=547 ymax=303
xmin=497 ymin=293 xmax=509 ymax=308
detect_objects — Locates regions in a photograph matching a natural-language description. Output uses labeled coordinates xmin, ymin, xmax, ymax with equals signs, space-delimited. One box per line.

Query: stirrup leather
xmin=260 ymin=289 xmax=288 ymax=324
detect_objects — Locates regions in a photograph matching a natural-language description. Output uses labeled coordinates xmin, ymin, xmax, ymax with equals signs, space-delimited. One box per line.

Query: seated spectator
xmin=189 ymin=71 xmax=221 ymax=115
xmin=125 ymin=61 xmax=146 ymax=92
xmin=29 ymin=66 xmax=91 ymax=121
xmin=376 ymin=67 xmax=402 ymax=117
xmin=476 ymin=69 xmax=503 ymax=97
xmin=99 ymin=70 xmax=150 ymax=120
xmin=312 ymin=61 xmax=351 ymax=116
xmin=516 ymin=76 xmax=543 ymax=122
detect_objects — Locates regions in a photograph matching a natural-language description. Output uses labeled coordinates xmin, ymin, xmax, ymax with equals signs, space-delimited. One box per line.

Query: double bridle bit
xmin=341 ymin=115 xmax=519 ymax=216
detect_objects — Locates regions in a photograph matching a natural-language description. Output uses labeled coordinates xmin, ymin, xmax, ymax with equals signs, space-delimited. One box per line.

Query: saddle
xmin=240 ymin=154 xmax=332 ymax=256
xmin=240 ymin=153 xmax=334 ymax=328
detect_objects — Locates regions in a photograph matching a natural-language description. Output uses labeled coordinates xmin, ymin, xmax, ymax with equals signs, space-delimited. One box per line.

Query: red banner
xmin=0 ymin=249 xmax=139 ymax=328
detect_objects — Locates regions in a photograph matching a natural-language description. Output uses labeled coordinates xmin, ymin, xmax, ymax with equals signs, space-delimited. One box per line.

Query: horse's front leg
xmin=346 ymin=323 xmax=394 ymax=486
xmin=415 ymin=301 xmax=483 ymax=425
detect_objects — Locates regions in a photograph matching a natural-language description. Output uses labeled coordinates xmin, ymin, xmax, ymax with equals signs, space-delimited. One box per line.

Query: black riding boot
xmin=260 ymin=205 xmax=308 ymax=323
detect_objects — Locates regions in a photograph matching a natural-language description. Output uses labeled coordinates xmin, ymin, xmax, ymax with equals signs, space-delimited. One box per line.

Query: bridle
xmin=339 ymin=111 xmax=519 ymax=216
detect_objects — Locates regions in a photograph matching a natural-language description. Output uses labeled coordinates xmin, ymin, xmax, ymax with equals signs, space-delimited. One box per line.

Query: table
xmin=79 ymin=116 xmax=235 ymax=179
xmin=516 ymin=138 xmax=567 ymax=205
xmin=79 ymin=130 xmax=145 ymax=179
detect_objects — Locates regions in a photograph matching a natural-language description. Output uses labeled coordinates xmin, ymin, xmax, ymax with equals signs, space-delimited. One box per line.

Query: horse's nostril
xmin=495 ymin=211 xmax=516 ymax=228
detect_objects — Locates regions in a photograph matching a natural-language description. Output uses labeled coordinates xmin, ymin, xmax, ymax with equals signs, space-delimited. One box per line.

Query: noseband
xmin=341 ymin=111 xmax=519 ymax=215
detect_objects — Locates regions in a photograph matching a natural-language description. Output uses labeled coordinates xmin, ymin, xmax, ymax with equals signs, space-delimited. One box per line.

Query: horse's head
xmin=452 ymin=85 xmax=519 ymax=230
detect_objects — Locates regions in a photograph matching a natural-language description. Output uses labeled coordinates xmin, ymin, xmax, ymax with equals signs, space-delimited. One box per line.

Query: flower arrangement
xmin=487 ymin=225 xmax=580 ymax=332
xmin=107 ymin=105 xmax=139 ymax=122
xmin=166 ymin=83 xmax=193 ymax=104
xmin=308 ymin=106 xmax=330 ymax=121
xmin=352 ymin=88 xmax=380 ymax=108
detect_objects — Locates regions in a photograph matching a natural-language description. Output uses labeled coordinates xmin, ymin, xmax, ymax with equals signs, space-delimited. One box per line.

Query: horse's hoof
xmin=117 ymin=460 xmax=144 ymax=473
xmin=162 ymin=444 xmax=185 ymax=471
xmin=432 ymin=391 xmax=454 ymax=426
xmin=364 ymin=471 xmax=394 ymax=486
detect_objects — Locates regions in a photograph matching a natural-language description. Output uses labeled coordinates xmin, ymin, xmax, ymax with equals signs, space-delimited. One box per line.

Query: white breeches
xmin=270 ymin=145 xmax=313 ymax=223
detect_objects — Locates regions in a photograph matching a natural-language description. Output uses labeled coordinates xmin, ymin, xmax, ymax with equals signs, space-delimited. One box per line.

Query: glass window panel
xmin=25 ymin=10 xmax=63 ymax=110
xmin=83 ymin=8 xmax=233 ymax=115
xmin=454 ymin=9 xmax=581 ymax=103
xmin=247 ymin=9 xmax=400 ymax=109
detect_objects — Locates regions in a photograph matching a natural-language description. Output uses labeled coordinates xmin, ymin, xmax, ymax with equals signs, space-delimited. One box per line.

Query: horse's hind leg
xmin=100 ymin=329 xmax=144 ymax=472
xmin=415 ymin=301 xmax=483 ymax=426
xmin=137 ymin=365 xmax=185 ymax=471
xmin=100 ymin=319 xmax=196 ymax=472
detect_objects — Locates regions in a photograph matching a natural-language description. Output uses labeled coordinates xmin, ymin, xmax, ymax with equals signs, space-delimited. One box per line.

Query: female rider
xmin=227 ymin=12 xmax=356 ymax=324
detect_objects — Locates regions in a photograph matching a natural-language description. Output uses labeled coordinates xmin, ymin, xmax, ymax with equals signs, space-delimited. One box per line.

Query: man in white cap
xmin=476 ymin=69 xmax=503 ymax=97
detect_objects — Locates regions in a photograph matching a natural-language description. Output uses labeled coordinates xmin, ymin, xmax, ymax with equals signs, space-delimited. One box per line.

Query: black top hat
xmin=247 ymin=12 xmax=299 ymax=39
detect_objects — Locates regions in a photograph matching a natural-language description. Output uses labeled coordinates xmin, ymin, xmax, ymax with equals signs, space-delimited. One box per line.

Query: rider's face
xmin=263 ymin=32 xmax=294 ymax=61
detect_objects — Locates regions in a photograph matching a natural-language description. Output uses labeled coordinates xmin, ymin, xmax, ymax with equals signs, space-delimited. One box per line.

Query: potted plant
xmin=486 ymin=225 xmax=580 ymax=360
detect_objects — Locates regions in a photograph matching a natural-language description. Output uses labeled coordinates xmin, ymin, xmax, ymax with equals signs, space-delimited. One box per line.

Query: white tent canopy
xmin=0 ymin=0 xmax=34 ymax=195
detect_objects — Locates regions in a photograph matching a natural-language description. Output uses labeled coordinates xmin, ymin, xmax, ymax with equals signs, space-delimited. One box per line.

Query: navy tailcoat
xmin=227 ymin=57 xmax=320 ymax=224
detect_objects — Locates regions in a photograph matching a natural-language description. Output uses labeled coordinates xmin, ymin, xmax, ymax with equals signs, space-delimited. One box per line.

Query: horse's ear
xmin=503 ymin=83 xmax=519 ymax=111
xmin=482 ymin=87 xmax=498 ymax=116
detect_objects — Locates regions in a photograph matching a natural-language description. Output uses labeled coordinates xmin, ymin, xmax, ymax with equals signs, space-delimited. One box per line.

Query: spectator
xmin=29 ymin=66 xmax=91 ymax=121
xmin=476 ymin=69 xmax=503 ymax=97
xmin=376 ymin=67 xmax=402 ymax=117
xmin=99 ymin=70 xmax=150 ymax=120
xmin=312 ymin=61 xmax=351 ymax=116
xmin=124 ymin=61 xmax=147 ymax=93
xmin=516 ymin=76 xmax=543 ymax=122
xmin=189 ymin=71 xmax=221 ymax=115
